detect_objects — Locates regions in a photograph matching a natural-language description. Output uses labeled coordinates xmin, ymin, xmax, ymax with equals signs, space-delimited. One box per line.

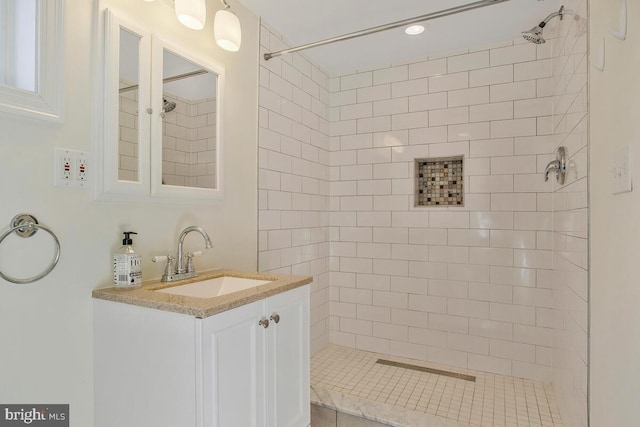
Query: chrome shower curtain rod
xmin=263 ymin=0 xmax=511 ymax=61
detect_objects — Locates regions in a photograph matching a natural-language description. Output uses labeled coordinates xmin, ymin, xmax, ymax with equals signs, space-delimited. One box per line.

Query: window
xmin=0 ymin=0 xmax=37 ymax=92
xmin=0 ymin=0 xmax=63 ymax=122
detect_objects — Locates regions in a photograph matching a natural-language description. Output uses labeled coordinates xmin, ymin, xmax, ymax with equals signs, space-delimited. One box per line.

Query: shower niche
xmin=97 ymin=9 xmax=225 ymax=203
xmin=415 ymin=156 xmax=464 ymax=207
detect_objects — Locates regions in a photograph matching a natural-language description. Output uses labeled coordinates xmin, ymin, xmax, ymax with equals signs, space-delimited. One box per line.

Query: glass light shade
xmin=214 ymin=9 xmax=242 ymax=52
xmin=175 ymin=0 xmax=206 ymax=30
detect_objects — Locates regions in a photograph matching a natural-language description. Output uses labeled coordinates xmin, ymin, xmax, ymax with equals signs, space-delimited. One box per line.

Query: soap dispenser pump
xmin=113 ymin=231 xmax=142 ymax=288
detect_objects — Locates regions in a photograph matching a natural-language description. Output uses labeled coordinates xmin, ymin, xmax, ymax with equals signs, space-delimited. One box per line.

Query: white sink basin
xmin=155 ymin=276 xmax=272 ymax=299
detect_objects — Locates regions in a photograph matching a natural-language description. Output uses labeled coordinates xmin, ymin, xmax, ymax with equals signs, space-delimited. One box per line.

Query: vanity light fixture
xmin=175 ymin=0 xmax=207 ymax=30
xmin=144 ymin=0 xmax=241 ymax=51
xmin=405 ymin=24 xmax=425 ymax=35
xmin=214 ymin=0 xmax=242 ymax=51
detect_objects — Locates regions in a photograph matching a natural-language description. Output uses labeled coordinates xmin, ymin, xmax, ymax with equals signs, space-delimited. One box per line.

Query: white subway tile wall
xmin=550 ymin=0 xmax=589 ymax=425
xmin=258 ymin=24 xmax=331 ymax=355
xmin=329 ymin=39 xmax=556 ymax=383
xmin=119 ymin=81 xmax=139 ymax=181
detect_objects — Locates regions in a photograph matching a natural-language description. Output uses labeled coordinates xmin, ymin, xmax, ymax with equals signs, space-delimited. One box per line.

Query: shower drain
xmin=375 ymin=359 xmax=476 ymax=382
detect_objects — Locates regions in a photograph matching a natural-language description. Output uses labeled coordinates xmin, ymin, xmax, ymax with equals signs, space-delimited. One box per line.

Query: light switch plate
xmin=612 ymin=145 xmax=632 ymax=195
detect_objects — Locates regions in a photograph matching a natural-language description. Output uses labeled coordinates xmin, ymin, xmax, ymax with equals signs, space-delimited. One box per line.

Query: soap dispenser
xmin=113 ymin=231 xmax=142 ymax=288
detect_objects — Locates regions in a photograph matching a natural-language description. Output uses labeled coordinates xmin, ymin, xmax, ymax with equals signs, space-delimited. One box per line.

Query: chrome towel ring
xmin=0 ymin=213 xmax=61 ymax=284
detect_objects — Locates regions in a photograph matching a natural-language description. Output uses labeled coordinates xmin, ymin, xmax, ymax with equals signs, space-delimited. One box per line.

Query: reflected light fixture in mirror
xmin=214 ymin=0 xmax=242 ymax=52
xmin=175 ymin=0 xmax=207 ymax=30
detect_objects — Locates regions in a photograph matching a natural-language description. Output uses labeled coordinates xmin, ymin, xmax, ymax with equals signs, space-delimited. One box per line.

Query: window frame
xmin=0 ymin=0 xmax=64 ymax=123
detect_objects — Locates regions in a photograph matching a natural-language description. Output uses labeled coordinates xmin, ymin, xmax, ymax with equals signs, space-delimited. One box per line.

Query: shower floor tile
xmin=311 ymin=345 xmax=564 ymax=427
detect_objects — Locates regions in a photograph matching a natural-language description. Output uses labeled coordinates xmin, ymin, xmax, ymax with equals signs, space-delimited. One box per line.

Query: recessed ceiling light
xmin=405 ymin=25 xmax=425 ymax=35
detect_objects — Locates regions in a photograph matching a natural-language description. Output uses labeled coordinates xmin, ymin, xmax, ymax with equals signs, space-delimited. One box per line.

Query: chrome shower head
xmin=522 ymin=5 xmax=566 ymax=44
xmin=522 ymin=25 xmax=546 ymax=44
xmin=162 ymin=98 xmax=176 ymax=113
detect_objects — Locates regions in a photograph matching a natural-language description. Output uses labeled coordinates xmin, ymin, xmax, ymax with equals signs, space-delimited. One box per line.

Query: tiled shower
xmin=258 ymin=0 xmax=588 ymax=423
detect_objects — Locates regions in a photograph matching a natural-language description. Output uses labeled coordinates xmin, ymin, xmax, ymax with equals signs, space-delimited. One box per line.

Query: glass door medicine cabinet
xmin=98 ymin=9 xmax=224 ymax=203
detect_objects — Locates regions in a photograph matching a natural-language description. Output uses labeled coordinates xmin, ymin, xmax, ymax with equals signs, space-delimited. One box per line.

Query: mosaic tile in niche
xmin=415 ymin=156 xmax=464 ymax=207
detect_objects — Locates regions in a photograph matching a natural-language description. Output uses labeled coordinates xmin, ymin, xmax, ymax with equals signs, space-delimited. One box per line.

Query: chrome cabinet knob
xmin=259 ymin=318 xmax=270 ymax=329
xmin=270 ymin=313 xmax=280 ymax=324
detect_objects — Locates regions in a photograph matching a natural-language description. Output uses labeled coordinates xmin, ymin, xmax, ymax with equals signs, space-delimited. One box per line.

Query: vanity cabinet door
xmin=265 ymin=285 xmax=310 ymax=427
xmin=199 ymin=299 xmax=267 ymax=427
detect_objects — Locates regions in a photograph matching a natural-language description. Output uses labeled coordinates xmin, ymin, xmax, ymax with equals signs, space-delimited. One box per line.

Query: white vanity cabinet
xmin=94 ymin=285 xmax=310 ymax=427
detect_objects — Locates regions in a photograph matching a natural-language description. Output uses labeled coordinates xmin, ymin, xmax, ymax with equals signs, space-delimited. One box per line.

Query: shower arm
xmin=537 ymin=5 xmax=566 ymax=28
xmin=263 ymin=0 xmax=511 ymax=61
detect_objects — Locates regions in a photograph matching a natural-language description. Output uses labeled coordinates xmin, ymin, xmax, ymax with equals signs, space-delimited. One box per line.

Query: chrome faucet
xmin=153 ymin=226 xmax=213 ymax=282
xmin=543 ymin=146 xmax=567 ymax=184
xmin=176 ymin=226 xmax=213 ymax=274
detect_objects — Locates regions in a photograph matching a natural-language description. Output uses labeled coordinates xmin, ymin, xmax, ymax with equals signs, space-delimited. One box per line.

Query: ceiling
xmin=236 ymin=0 xmax=561 ymax=75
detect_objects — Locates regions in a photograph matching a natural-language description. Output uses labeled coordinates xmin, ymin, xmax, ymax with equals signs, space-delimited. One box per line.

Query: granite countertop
xmin=92 ymin=269 xmax=312 ymax=318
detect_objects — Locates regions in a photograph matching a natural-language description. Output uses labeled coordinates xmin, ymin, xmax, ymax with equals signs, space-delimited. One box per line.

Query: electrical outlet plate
xmin=54 ymin=148 xmax=89 ymax=188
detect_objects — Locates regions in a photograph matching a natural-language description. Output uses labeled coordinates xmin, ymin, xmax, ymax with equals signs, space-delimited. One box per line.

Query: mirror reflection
xmin=118 ymin=27 xmax=140 ymax=182
xmin=161 ymin=49 xmax=218 ymax=189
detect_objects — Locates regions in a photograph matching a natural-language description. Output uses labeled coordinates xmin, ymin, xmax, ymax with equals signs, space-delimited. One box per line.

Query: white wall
xmin=590 ymin=0 xmax=640 ymax=425
xmin=257 ymin=22 xmax=331 ymax=355
xmin=0 ymin=1 xmax=259 ymax=425
xmin=328 ymin=41 xmax=557 ymax=381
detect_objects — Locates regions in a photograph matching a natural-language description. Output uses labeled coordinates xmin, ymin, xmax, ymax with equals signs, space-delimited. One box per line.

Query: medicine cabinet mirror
xmin=99 ymin=9 xmax=224 ymax=203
